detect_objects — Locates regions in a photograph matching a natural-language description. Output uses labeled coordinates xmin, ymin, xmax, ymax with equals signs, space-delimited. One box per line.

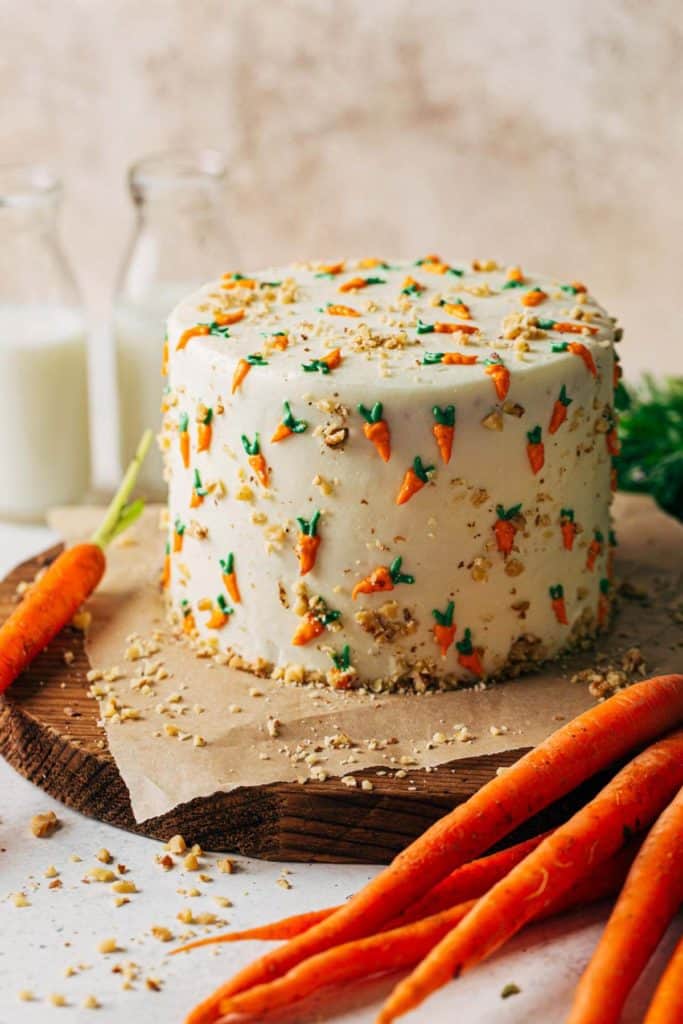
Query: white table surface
xmin=0 ymin=523 xmax=679 ymax=1024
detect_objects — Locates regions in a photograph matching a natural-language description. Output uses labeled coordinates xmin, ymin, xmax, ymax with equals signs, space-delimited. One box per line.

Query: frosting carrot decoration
xmin=190 ymin=469 xmax=207 ymax=509
xmin=493 ymin=504 xmax=522 ymax=558
xmin=358 ymin=402 xmax=391 ymax=462
xmin=520 ymin=287 xmax=547 ymax=307
xmin=352 ymin=556 xmax=414 ymax=600
xmin=432 ymin=405 xmax=456 ymax=464
xmin=432 ymin=601 xmax=456 ymax=658
xmin=417 ymin=319 xmax=479 ymax=336
xmin=205 ymin=594 xmax=233 ymax=630
xmin=296 ymin=511 xmax=322 ymax=576
xmin=539 ymin=319 xmax=599 ymax=336
xmin=549 ymin=584 xmax=568 ymax=625
xmin=173 ymin=518 xmax=185 ymax=553
xmin=502 ymin=265 xmax=525 ymax=289
xmin=549 ymin=385 xmax=572 ymax=434
xmin=179 ymin=412 xmax=190 ymax=469
xmin=396 ymin=456 xmax=435 ymax=505
xmin=302 ymin=348 xmax=343 ymax=374
xmin=232 ymin=353 xmax=268 ymax=394
xmin=455 ymin=628 xmax=484 ymax=677
xmin=328 ymin=645 xmax=355 ymax=688
xmin=597 ymin=578 xmax=611 ymax=628
xmin=605 ymin=411 xmax=620 ymax=456
xmin=560 ymin=280 xmax=588 ymax=295
xmin=484 ymin=353 xmax=511 ymax=401
xmin=359 ymin=257 xmax=390 ymax=269
xmin=338 ymin=276 xmax=386 ymax=292
xmin=422 ymin=352 xmax=478 ymax=366
xmin=326 ymin=304 xmax=361 ymax=317
xmin=269 ymin=331 xmax=289 ymax=351
xmin=241 ymin=434 xmax=269 ymax=488
xmin=221 ymin=272 xmax=257 ymax=290
xmin=219 ymin=553 xmax=241 ymax=604
xmin=441 ymin=299 xmax=472 ymax=320
xmin=415 ymin=254 xmax=463 ymax=277
xmin=586 ymin=529 xmax=604 ymax=571
xmin=607 ymin=529 xmax=617 ymax=578
xmin=271 ymin=401 xmax=308 ymax=443
xmin=401 ymin=276 xmax=425 ymax=296
xmin=560 ymin=508 xmax=578 ymax=550
xmin=161 ymin=542 xmax=171 ymax=590
xmin=526 ymin=426 xmax=545 ymax=474
xmin=551 ymin=340 xmax=598 ymax=376
xmin=161 ymin=338 xmax=169 ymax=376
xmin=180 ymin=599 xmax=196 ymax=635
xmin=291 ymin=599 xmax=341 ymax=646
xmin=176 ymin=311 xmax=245 ymax=351
xmin=315 ymin=261 xmax=345 ymax=277
xmin=197 ymin=407 xmax=213 ymax=452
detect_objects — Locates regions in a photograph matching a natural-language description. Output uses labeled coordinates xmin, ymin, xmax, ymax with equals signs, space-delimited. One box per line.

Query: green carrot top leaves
xmin=282 ymin=401 xmax=308 ymax=433
xmin=358 ymin=402 xmax=384 ymax=424
xmin=91 ymin=430 xmax=153 ymax=549
xmin=330 ymin=645 xmax=352 ymax=672
xmin=389 ymin=556 xmax=415 ymax=585
xmin=432 ymin=601 xmax=455 ymax=627
xmin=241 ymin=433 xmax=261 ymax=457
xmin=296 ymin=510 xmax=321 ymax=537
xmin=432 ymin=405 xmax=456 ymax=426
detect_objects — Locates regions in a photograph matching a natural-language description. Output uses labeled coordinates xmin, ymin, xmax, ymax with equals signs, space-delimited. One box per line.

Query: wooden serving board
xmin=0 ymin=545 xmax=615 ymax=863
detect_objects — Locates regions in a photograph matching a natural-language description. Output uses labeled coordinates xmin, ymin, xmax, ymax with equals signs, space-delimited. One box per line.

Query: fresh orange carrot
xmin=396 ymin=457 xmax=434 ymax=505
xmin=586 ymin=529 xmax=603 ymax=571
xmin=432 ymin=602 xmax=456 ymax=658
xmin=338 ymin=275 xmax=385 ymax=292
xmin=296 ymin=511 xmax=321 ymax=575
xmin=219 ymin=553 xmax=241 ymax=604
xmin=161 ymin=542 xmax=171 ymax=590
xmin=174 ymin=832 xmax=552 ymax=956
xmin=185 ymin=676 xmax=683 ymax=1017
xmin=484 ymin=354 xmax=510 ymax=400
xmin=291 ymin=601 xmax=340 ymax=646
xmin=567 ymin=784 xmax=683 ymax=1024
xmin=455 ymin=628 xmax=484 ymax=678
xmin=431 ymin=405 xmax=455 ymax=463
xmin=417 ymin=319 xmax=479 ymax=336
xmin=597 ymin=578 xmax=611 ymax=629
xmin=550 ymin=584 xmax=568 ymax=624
xmin=521 ymin=287 xmax=547 ymax=307
xmin=271 ymin=401 xmax=307 ymax=443
xmin=377 ymin=731 xmax=683 ymax=1024
xmin=232 ymin=353 xmax=267 ymax=394
xmin=180 ymin=599 xmax=196 ymax=636
xmin=172 ymin=518 xmax=185 ymax=553
xmin=441 ymin=300 xmax=472 ymax=320
xmin=0 ymin=432 xmax=152 ymax=696
xmin=179 ymin=412 xmax=190 ymax=469
xmin=549 ymin=384 xmax=572 ymax=433
xmin=352 ymin=557 xmax=414 ymax=600
xmin=493 ymin=504 xmax=521 ymax=558
xmin=326 ymin=304 xmax=360 ymax=317
xmin=190 ymin=469 xmax=207 ymax=509
xmin=526 ymin=425 xmax=545 ymax=474
xmin=241 ymin=434 xmax=269 ymax=488
xmin=196 ymin=408 xmax=213 ymax=453
xmin=176 ymin=323 xmax=210 ymax=351
xmin=205 ymin=846 xmax=637 ymax=1024
xmin=644 ymin=935 xmax=683 ymax=1024
xmin=359 ymin=402 xmax=391 ymax=462
xmin=205 ymin=595 xmax=232 ymax=630
xmin=422 ymin=350 xmax=479 ymax=366
xmin=552 ymin=340 xmax=598 ymax=376
xmin=560 ymin=508 xmax=578 ymax=550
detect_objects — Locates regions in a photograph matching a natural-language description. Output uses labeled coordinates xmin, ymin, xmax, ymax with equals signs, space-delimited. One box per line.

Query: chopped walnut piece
xmin=31 ymin=810 xmax=60 ymax=838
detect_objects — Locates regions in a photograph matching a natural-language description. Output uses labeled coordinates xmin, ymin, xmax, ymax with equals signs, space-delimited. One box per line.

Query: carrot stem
xmin=91 ymin=430 xmax=153 ymax=549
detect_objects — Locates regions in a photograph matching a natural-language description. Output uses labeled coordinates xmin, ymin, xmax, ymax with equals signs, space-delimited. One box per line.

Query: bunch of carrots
xmin=178 ymin=673 xmax=683 ymax=1023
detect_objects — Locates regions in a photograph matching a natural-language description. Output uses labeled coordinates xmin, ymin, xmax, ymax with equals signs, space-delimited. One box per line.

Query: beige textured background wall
xmin=2 ymin=0 xmax=682 ymax=382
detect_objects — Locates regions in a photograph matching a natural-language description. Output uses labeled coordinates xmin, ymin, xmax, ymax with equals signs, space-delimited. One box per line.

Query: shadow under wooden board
xmin=0 ymin=544 xmax=620 ymax=863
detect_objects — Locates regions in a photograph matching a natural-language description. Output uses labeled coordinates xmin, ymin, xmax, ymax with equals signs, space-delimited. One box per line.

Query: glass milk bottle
xmin=114 ymin=149 xmax=229 ymax=499
xmin=0 ymin=165 xmax=89 ymax=522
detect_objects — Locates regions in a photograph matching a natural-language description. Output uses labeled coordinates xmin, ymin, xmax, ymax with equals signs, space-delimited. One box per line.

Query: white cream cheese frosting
xmin=162 ymin=256 xmax=619 ymax=690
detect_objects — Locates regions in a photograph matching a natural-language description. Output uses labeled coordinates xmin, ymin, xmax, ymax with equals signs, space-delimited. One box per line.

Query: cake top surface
xmin=168 ymin=257 xmax=616 ymax=392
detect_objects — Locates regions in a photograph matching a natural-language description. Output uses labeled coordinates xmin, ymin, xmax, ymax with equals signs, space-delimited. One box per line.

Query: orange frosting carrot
xmin=219 ymin=554 xmax=241 ymax=604
xmin=521 ymin=287 xmax=547 ymax=307
xmin=550 ymin=584 xmax=568 ymax=625
xmin=179 ymin=412 xmax=190 ymax=469
xmin=526 ymin=426 xmax=545 ymax=475
xmin=359 ymin=402 xmax=391 ymax=462
xmin=296 ymin=511 xmax=321 ymax=576
xmin=484 ymin=354 xmax=510 ymax=401
xmin=549 ymin=385 xmax=572 ymax=434
xmin=431 ymin=405 xmax=455 ymax=463
xmin=432 ymin=601 xmax=456 ymax=658
xmin=493 ymin=504 xmax=521 ymax=558
xmin=396 ymin=457 xmax=434 ymax=505
xmin=196 ymin=408 xmax=213 ymax=453
xmin=241 ymin=434 xmax=269 ymax=488
xmin=352 ymin=557 xmax=414 ymax=600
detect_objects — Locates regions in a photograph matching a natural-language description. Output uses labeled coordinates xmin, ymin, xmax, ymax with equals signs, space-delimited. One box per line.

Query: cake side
xmin=161 ymin=257 xmax=619 ymax=690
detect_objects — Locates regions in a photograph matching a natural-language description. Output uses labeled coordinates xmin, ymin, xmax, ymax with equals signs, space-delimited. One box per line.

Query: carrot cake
xmin=161 ymin=257 xmax=620 ymax=690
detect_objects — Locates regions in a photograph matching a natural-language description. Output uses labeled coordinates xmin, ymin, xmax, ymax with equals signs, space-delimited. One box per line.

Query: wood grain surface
xmin=0 ymin=546 xmax=616 ymax=862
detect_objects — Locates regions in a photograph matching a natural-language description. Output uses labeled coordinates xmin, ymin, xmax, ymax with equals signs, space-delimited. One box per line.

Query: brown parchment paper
xmin=50 ymin=495 xmax=682 ymax=824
